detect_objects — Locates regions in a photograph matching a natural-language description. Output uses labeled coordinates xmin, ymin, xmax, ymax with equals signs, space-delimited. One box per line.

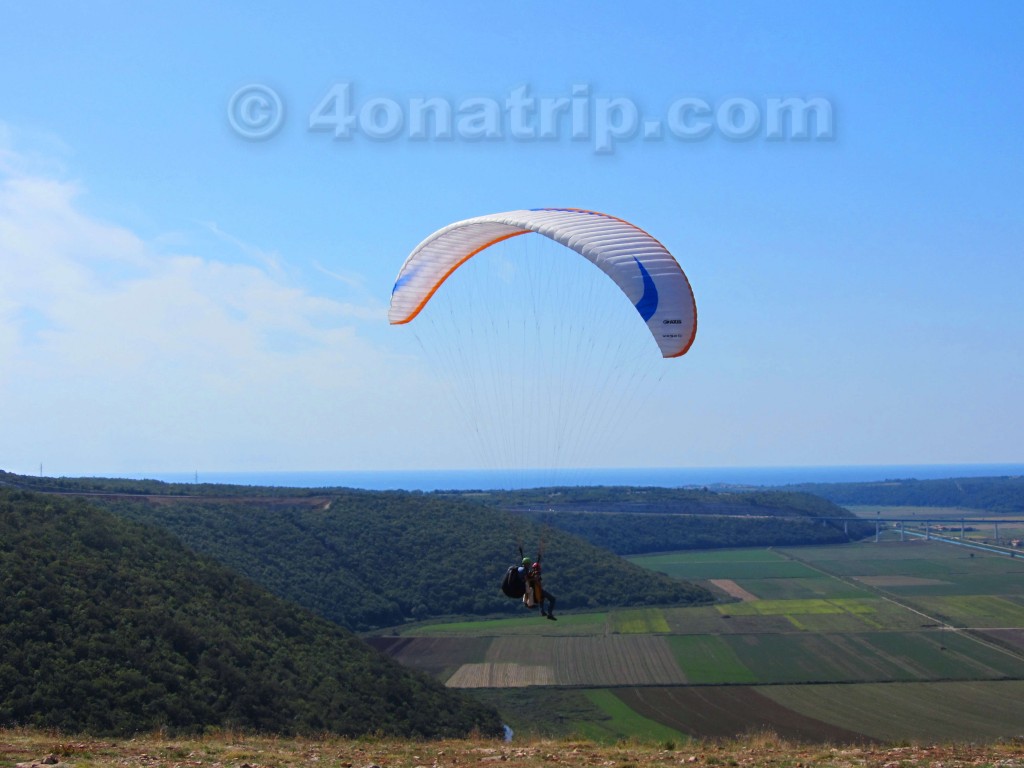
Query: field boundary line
xmin=776 ymin=547 xmax=1024 ymax=665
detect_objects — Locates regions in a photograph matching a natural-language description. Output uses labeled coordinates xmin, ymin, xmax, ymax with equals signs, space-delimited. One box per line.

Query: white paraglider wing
xmin=388 ymin=208 xmax=696 ymax=358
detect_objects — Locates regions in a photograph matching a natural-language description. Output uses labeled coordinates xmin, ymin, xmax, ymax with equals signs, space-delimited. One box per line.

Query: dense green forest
xmin=459 ymin=486 xmax=874 ymax=555
xmin=508 ymin=510 xmax=867 ymax=556
xmin=0 ymin=469 xmax=329 ymax=498
xmin=473 ymin=485 xmax=852 ymax=516
xmin=786 ymin=475 xmax=1024 ymax=512
xmin=97 ymin=491 xmax=713 ymax=632
xmin=0 ymin=489 xmax=501 ymax=738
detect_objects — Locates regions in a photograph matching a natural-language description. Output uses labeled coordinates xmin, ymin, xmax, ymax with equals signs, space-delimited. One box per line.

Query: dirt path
xmin=710 ymin=578 xmax=758 ymax=601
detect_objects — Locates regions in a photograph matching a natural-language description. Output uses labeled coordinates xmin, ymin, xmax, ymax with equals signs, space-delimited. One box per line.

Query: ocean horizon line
xmin=125 ymin=463 xmax=1024 ymax=492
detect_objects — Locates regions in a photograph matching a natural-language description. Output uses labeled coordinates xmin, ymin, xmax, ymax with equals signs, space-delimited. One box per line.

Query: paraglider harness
xmin=500 ymin=545 xmax=534 ymax=599
xmin=501 ymin=561 xmax=526 ymax=599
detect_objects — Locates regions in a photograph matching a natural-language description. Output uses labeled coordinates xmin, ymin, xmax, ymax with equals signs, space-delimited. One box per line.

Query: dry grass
xmin=3 ymin=728 xmax=1024 ymax=768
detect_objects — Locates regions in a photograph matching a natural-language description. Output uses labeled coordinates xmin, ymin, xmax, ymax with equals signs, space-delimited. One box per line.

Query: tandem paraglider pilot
xmin=501 ymin=552 xmax=556 ymax=620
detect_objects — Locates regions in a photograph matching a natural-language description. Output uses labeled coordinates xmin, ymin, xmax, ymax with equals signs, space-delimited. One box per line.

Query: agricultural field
xmin=418 ymin=635 xmax=688 ymax=687
xmin=788 ymin=542 xmax=1024 ymax=598
xmin=630 ymin=549 xmax=815 ymax=582
xmin=373 ymin=540 xmax=1024 ymax=743
xmin=760 ymin=681 xmax=1024 ymax=743
xmin=612 ymin=686 xmax=866 ymax=742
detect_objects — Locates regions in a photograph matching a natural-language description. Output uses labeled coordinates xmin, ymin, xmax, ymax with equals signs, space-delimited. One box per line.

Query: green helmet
xmin=522 ymin=557 xmax=531 ymax=566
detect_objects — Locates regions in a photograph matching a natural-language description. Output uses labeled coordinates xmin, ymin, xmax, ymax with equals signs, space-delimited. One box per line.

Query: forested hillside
xmin=0 ymin=471 xmax=868 ymax=627
xmin=478 ymin=486 xmax=851 ymax=516
xmin=786 ymin=475 xmax=1024 ymax=512
xmin=465 ymin=487 xmax=873 ymax=555
xmin=99 ymin=491 xmax=713 ymax=631
xmin=0 ymin=470 xmax=325 ymax=498
xmin=0 ymin=489 xmax=501 ymax=737
xmin=507 ymin=510 xmax=868 ymax=556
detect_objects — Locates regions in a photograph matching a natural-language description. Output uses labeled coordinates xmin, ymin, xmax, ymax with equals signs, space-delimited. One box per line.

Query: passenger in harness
xmin=501 ymin=547 xmax=556 ymax=620
xmin=525 ymin=559 xmax=556 ymax=620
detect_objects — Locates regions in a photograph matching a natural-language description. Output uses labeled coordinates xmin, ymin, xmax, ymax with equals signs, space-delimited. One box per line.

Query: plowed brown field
xmin=613 ymin=686 xmax=868 ymax=742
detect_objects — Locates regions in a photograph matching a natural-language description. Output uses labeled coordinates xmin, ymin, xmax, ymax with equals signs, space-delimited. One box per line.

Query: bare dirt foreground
xmin=3 ymin=730 xmax=1024 ymax=768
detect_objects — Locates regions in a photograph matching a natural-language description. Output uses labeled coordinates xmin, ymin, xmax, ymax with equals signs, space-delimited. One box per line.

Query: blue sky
xmin=1 ymin=1 xmax=1021 ymax=477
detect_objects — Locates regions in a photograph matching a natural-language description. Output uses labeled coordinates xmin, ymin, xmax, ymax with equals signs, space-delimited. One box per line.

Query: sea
xmin=133 ymin=464 xmax=1024 ymax=492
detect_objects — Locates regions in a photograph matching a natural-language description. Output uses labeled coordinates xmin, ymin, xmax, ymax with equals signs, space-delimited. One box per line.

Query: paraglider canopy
xmin=389 ymin=208 xmax=696 ymax=358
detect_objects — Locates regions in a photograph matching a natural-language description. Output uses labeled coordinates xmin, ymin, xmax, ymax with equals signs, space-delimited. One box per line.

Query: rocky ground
xmin=3 ymin=730 xmax=1024 ymax=768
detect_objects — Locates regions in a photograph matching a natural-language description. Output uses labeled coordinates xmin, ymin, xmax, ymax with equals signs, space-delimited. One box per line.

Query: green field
xmin=908 ymin=594 xmax=1024 ymax=626
xmin=669 ymin=635 xmax=756 ymax=683
xmin=631 ymin=548 xmax=818 ymax=581
xmin=738 ymin=576 xmax=871 ymax=600
xmin=577 ymin=689 xmax=687 ymax=743
xmin=610 ymin=607 xmax=672 ymax=633
xmin=761 ymin=681 xmax=1024 ymax=743
xmin=378 ymin=539 xmax=1024 ymax=743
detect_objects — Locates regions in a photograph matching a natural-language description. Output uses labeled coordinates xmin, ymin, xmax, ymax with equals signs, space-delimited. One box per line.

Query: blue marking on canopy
xmin=392 ymin=264 xmax=419 ymax=295
xmin=633 ymin=257 xmax=659 ymax=321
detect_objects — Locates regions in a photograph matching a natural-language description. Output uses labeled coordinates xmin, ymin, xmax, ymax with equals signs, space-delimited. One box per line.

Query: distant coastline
xmin=129 ymin=464 xmax=1024 ymax=492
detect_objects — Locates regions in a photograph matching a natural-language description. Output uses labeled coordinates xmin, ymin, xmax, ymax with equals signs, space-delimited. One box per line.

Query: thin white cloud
xmin=0 ymin=152 xmax=424 ymax=475
xmin=313 ymin=259 xmax=367 ymax=291
xmin=202 ymin=220 xmax=285 ymax=276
